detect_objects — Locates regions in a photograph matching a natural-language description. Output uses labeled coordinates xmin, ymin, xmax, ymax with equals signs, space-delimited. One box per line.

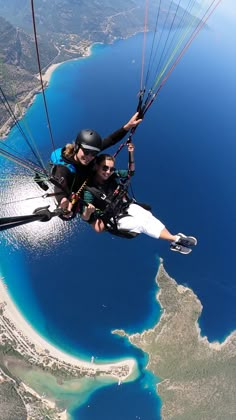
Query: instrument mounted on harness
xmin=85 ymin=182 xmax=139 ymax=239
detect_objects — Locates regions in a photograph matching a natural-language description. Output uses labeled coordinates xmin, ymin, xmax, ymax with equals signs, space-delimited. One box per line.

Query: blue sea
xmin=0 ymin=5 xmax=236 ymax=419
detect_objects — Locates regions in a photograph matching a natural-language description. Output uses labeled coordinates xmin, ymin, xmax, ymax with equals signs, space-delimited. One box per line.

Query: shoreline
xmin=39 ymin=42 xmax=96 ymax=84
xmin=118 ymin=259 xmax=236 ymax=369
xmin=155 ymin=261 xmax=236 ymax=351
xmin=0 ymin=46 xmax=94 ymax=139
xmin=113 ymin=260 xmax=236 ymax=419
xmin=0 ymin=32 xmax=139 ymax=139
xmin=39 ymin=62 xmax=65 ymax=83
xmin=0 ymin=277 xmax=136 ymax=379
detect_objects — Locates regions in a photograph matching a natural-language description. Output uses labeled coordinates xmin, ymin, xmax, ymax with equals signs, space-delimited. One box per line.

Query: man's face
xmin=76 ymin=146 xmax=97 ymax=165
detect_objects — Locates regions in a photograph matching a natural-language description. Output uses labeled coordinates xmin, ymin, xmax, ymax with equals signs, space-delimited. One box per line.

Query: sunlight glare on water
xmin=0 ymin=170 xmax=84 ymax=253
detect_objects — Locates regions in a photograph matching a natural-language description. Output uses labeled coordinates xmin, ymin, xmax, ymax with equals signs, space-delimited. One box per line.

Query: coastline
xmin=113 ymin=260 xmax=236 ymax=419
xmin=116 ymin=260 xmax=235 ymax=354
xmin=39 ymin=42 xmax=95 ymax=84
xmin=155 ymin=262 xmax=235 ymax=351
xmin=0 ymin=32 xmax=139 ymax=139
xmin=0 ymin=44 xmax=94 ymax=139
xmin=39 ymin=62 xmax=65 ymax=83
xmin=0 ymin=277 xmax=136 ymax=379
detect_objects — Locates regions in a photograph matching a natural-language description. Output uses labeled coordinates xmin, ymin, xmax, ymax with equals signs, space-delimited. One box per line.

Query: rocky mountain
xmin=0 ymin=16 xmax=56 ymax=72
xmin=0 ymin=0 xmax=146 ymax=35
xmin=0 ymin=15 xmax=57 ymax=128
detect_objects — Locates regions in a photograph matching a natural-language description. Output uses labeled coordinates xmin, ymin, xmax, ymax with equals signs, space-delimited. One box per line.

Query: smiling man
xmin=50 ymin=112 xmax=142 ymax=216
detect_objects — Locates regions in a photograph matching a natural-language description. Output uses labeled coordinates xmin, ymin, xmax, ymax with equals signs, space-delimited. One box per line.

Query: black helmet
xmin=75 ymin=129 xmax=102 ymax=153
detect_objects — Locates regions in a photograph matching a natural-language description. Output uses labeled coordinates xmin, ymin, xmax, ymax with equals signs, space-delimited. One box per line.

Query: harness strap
xmin=85 ymin=185 xmax=137 ymax=238
xmin=0 ymin=206 xmax=64 ymax=231
xmin=105 ymin=213 xmax=139 ymax=239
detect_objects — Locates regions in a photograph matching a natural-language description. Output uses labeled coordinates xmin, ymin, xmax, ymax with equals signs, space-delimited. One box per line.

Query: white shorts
xmin=117 ymin=203 xmax=165 ymax=239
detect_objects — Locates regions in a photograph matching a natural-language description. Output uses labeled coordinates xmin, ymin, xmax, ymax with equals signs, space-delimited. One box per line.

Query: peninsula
xmin=113 ymin=260 xmax=236 ymax=419
xmin=0 ymin=278 xmax=136 ymax=419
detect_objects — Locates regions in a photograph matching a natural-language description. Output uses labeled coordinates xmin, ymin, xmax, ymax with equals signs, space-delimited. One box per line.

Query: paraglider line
xmin=30 ymin=0 xmax=57 ymax=154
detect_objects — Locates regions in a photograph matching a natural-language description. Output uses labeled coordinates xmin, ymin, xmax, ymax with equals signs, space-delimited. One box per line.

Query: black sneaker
xmin=170 ymin=243 xmax=192 ymax=255
xmin=176 ymin=233 xmax=197 ymax=247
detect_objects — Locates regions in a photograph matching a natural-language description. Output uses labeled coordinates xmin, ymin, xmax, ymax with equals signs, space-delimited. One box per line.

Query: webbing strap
xmin=0 ymin=206 xmax=64 ymax=231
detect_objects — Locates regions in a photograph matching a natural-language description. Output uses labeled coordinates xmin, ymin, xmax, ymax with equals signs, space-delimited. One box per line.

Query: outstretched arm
xmin=101 ymin=112 xmax=142 ymax=150
xmin=123 ymin=112 xmax=143 ymax=131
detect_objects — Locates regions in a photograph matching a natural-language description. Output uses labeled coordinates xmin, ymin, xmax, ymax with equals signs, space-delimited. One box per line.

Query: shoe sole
xmin=170 ymin=244 xmax=192 ymax=255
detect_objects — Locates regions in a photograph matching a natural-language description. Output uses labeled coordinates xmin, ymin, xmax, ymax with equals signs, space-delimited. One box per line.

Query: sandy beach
xmin=0 ymin=277 xmax=135 ymax=377
xmin=39 ymin=42 xmax=94 ymax=84
xmin=0 ymin=43 xmax=94 ymax=138
xmin=39 ymin=62 xmax=64 ymax=83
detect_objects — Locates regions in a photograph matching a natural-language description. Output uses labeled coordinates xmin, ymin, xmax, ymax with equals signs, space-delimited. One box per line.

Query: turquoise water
xmin=1 ymin=6 xmax=236 ymax=419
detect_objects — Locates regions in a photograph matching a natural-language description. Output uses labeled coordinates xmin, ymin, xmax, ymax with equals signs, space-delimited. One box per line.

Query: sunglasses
xmin=101 ymin=165 xmax=115 ymax=173
xmin=81 ymin=146 xmax=98 ymax=157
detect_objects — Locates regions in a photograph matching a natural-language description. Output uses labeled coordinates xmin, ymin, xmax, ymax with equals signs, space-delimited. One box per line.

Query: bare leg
xmin=159 ymin=227 xmax=178 ymax=242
